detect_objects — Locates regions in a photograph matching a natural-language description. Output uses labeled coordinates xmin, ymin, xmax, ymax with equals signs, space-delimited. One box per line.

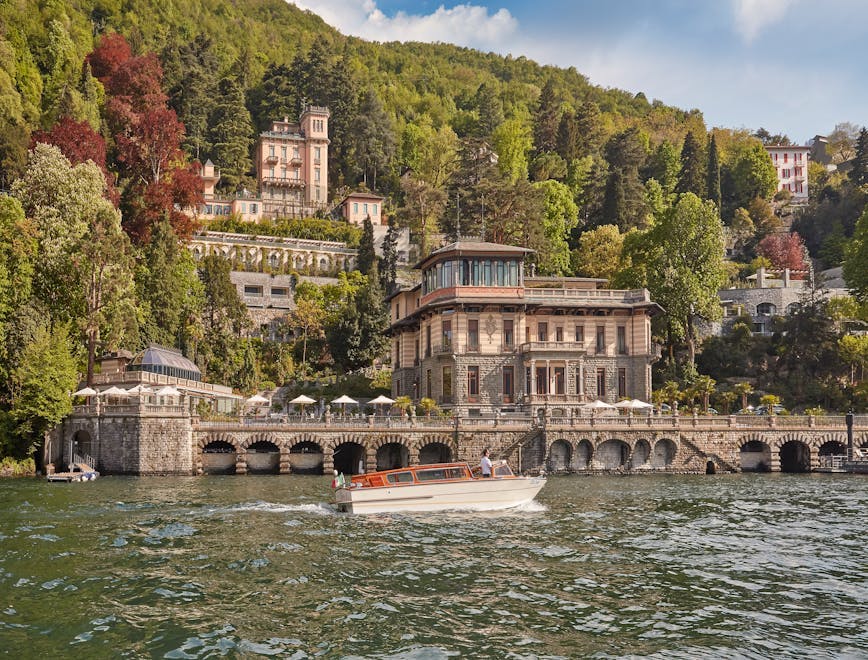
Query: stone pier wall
xmin=57 ymin=406 xmax=868 ymax=476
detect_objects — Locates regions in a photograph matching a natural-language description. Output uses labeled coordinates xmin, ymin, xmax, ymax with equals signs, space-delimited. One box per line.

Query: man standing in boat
xmin=480 ymin=448 xmax=493 ymax=477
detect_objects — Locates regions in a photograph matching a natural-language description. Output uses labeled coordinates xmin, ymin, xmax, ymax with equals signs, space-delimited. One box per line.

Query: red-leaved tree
xmin=757 ymin=232 xmax=808 ymax=273
xmin=87 ymin=33 xmax=201 ymax=243
xmin=31 ymin=116 xmax=119 ymax=205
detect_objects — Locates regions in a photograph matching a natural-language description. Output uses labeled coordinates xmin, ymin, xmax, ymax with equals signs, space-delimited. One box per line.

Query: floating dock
xmin=47 ymin=463 xmax=99 ymax=482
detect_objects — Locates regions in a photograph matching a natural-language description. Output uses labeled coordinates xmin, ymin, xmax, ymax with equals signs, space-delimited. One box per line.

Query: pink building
xmin=256 ymin=105 xmax=330 ymax=218
xmin=194 ymin=160 xmax=263 ymax=223
xmin=339 ymin=192 xmax=385 ymax=226
xmin=765 ymin=145 xmax=810 ymax=201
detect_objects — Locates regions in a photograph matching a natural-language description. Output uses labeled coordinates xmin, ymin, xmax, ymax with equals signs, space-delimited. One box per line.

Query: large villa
xmin=388 ymin=241 xmax=662 ymax=417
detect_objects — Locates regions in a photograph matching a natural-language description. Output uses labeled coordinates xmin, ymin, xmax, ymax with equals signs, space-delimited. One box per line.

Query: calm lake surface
xmin=0 ymin=474 xmax=866 ymax=658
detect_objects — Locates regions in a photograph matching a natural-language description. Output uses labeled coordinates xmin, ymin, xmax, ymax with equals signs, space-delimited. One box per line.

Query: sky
xmin=286 ymin=0 xmax=868 ymax=144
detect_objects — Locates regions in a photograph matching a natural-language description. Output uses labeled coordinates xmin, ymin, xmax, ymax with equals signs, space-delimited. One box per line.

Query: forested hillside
xmin=2 ymin=0 xmax=868 ymax=463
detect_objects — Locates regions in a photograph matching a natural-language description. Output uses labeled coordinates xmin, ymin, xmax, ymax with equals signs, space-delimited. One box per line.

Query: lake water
xmin=0 ymin=474 xmax=866 ymax=658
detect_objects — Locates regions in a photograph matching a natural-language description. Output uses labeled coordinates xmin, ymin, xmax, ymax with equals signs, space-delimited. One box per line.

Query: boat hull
xmin=335 ymin=476 xmax=546 ymax=514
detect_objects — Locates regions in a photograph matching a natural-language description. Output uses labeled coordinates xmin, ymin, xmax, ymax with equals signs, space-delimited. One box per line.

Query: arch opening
xmin=376 ymin=442 xmax=409 ymax=471
xmin=818 ymin=441 xmax=846 ymax=456
xmin=574 ymin=440 xmax=593 ymax=470
xmin=740 ymin=440 xmax=771 ymax=472
xmin=419 ymin=442 xmax=452 ymax=465
xmin=706 ymin=460 xmax=716 ymax=475
xmin=290 ymin=441 xmax=324 ymax=475
xmin=333 ymin=442 xmax=366 ymax=475
xmin=246 ymin=440 xmax=280 ymax=475
xmin=202 ymin=440 xmax=237 ymax=475
xmin=595 ymin=439 xmax=630 ymax=470
xmin=71 ymin=430 xmax=95 ymax=469
xmin=547 ymin=440 xmax=572 ymax=472
xmin=631 ymin=439 xmax=651 ymax=469
xmin=651 ymin=439 xmax=677 ymax=468
xmin=780 ymin=440 xmax=811 ymax=473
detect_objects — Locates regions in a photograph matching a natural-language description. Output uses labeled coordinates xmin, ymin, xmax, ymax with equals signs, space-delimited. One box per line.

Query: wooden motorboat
xmin=333 ymin=461 xmax=546 ymax=514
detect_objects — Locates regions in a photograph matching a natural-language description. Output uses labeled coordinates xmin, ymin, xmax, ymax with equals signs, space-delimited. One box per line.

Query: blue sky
xmin=287 ymin=0 xmax=868 ymax=143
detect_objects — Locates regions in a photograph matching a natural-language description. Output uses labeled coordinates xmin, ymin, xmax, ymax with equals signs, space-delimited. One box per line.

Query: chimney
xmin=783 ymin=268 xmax=791 ymax=287
xmin=756 ymin=266 xmax=766 ymax=288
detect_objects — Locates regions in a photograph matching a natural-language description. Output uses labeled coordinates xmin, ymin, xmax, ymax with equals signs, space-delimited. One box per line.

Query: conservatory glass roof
xmin=127 ymin=345 xmax=202 ymax=382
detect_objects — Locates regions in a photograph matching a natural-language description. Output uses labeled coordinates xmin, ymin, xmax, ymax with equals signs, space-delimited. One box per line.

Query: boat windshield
xmin=493 ymin=463 xmax=514 ymax=477
xmin=415 ymin=466 xmax=467 ymax=481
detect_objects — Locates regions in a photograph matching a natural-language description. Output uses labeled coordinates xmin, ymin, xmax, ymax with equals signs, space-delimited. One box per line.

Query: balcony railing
xmin=519 ymin=341 xmax=587 ymax=353
xmin=265 ymin=155 xmax=279 ymax=164
xmin=261 ymin=176 xmax=305 ymax=188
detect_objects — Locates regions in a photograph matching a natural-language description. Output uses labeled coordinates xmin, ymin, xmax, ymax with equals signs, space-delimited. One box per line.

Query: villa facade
xmin=388 ymin=241 xmax=662 ymax=416
xmin=765 ymin=144 xmax=810 ymax=201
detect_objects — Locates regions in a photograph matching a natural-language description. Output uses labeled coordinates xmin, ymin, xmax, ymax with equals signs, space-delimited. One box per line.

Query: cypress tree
xmin=676 ymin=131 xmax=706 ymax=197
xmin=379 ymin=214 xmax=398 ymax=293
xmin=533 ymin=78 xmax=560 ymax=153
xmin=706 ymin=133 xmax=721 ymax=209
xmin=850 ymin=127 xmax=868 ymax=186
xmin=357 ymin=215 xmax=376 ymax=275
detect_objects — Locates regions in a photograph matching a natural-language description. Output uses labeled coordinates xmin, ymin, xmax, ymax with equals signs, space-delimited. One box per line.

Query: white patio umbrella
xmin=127 ymin=384 xmax=153 ymax=395
xmin=583 ymin=399 xmax=615 ymax=409
xmin=331 ymin=394 xmax=358 ymax=415
xmin=101 ymin=386 xmax=130 ymax=397
xmin=246 ymin=394 xmax=270 ymax=405
xmin=368 ymin=394 xmax=396 ymax=415
xmin=72 ymin=386 xmax=97 ymax=397
xmin=288 ymin=394 xmax=316 ymax=416
xmin=614 ymin=399 xmax=654 ymax=410
xmin=155 ymin=386 xmax=181 ymax=397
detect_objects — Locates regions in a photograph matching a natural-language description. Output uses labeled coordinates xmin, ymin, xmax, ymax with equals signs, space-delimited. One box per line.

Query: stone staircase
xmin=680 ymin=436 xmax=739 ymax=473
xmin=493 ymin=426 xmax=545 ymax=474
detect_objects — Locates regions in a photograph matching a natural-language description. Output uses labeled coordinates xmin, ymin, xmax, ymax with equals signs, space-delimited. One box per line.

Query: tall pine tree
xmin=357 ymin=215 xmax=376 ymax=275
xmin=533 ymin=79 xmax=560 ymax=154
xmin=849 ymin=127 xmax=868 ymax=186
xmin=676 ymin=131 xmax=706 ymax=197
xmin=706 ymin=133 xmax=721 ymax=210
xmin=379 ymin=214 xmax=398 ymax=293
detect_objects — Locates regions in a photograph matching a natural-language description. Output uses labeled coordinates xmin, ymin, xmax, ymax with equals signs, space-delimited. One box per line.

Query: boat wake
xmin=218 ymin=501 xmax=336 ymax=516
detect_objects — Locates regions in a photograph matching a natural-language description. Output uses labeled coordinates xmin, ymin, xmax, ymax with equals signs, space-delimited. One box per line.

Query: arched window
xmin=756 ymin=302 xmax=777 ymax=316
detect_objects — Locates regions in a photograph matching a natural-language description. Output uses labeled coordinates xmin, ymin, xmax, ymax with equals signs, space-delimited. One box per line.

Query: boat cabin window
xmin=386 ymin=471 xmax=414 ymax=484
xmin=415 ymin=467 xmax=466 ymax=481
xmin=493 ymin=464 xmax=514 ymax=477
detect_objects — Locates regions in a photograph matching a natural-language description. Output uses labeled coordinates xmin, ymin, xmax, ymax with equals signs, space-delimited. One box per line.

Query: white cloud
xmin=732 ymin=0 xmax=798 ymax=42
xmin=287 ymin=1 xmax=517 ymax=49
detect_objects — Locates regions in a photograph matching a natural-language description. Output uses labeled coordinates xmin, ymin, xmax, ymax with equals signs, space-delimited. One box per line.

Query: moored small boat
xmin=333 ymin=461 xmax=546 ymax=514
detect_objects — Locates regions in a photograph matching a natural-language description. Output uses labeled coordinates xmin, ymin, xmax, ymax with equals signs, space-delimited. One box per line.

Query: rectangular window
xmin=576 ymin=371 xmax=583 ymax=397
xmin=555 ymin=326 xmax=564 ymax=342
xmin=502 ymin=366 xmax=514 ymax=403
xmin=426 ymin=326 xmax=432 ymax=357
xmin=314 ymin=146 xmax=321 ymax=161
xmin=281 ymin=146 xmax=287 ymax=158
xmin=575 ymin=325 xmax=584 ymax=344
xmin=251 ymin=204 xmax=257 ymax=214
xmin=536 ymin=366 xmax=548 ymax=395
xmin=414 ymin=340 xmax=419 ymax=364
xmin=353 ymin=202 xmax=358 ymax=214
xmin=442 ymin=366 xmax=452 ymax=402
xmin=596 ymin=368 xmax=606 ymax=397
xmin=467 ymin=319 xmax=479 ymax=350
xmin=315 ymin=168 xmax=321 ymax=182
xmin=596 ymin=326 xmax=606 ymax=353
xmin=525 ymin=366 xmax=531 ymax=395
xmin=503 ymin=320 xmax=514 ymax=348
xmin=364 ymin=203 xmax=369 ymax=215
xmin=244 ymin=285 xmax=263 ymax=296
xmin=617 ymin=326 xmax=628 ymax=354
xmin=618 ymin=368 xmax=627 ymax=398
xmin=442 ymin=320 xmax=452 ymax=347
xmin=269 ymin=145 xmax=275 ymax=156
xmin=467 ymin=366 xmax=479 ymax=402
xmin=271 ymin=287 xmax=288 ymax=297
xmin=293 ymin=146 xmax=299 ymax=159
xmin=784 ymin=153 xmax=788 ymax=162
xmin=537 ymin=322 xmax=548 ymax=342
xmin=554 ymin=367 xmax=565 ymax=395
xmin=373 ymin=204 xmax=378 ymax=216
xmin=426 ymin=369 xmax=432 ymax=398
xmin=396 ymin=379 xmax=401 ymax=397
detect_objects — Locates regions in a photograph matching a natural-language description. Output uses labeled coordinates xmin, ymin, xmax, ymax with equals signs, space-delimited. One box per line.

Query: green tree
xmin=574 ymin=101 xmax=605 ymax=158
xmin=533 ymin=79 xmax=560 ymax=153
xmin=602 ymin=128 xmax=647 ymax=230
xmin=571 ymin=224 xmax=624 ymax=281
xmin=693 ymin=374 xmax=716 ymax=413
xmin=647 ymin=193 xmax=727 ymax=367
xmin=646 ymin=141 xmax=680 ymax=196
xmin=733 ymin=382 xmax=754 ymax=412
xmin=731 ymin=142 xmax=778 ymax=208
xmin=136 ymin=220 xmax=204 ymax=352
xmin=474 ymin=83 xmax=503 ymax=138
xmin=838 ymin=334 xmax=868 ymax=384
xmin=327 ymin=271 xmax=389 ymax=372
xmin=379 ymin=214 xmax=398 ymax=293
xmin=6 ymin=323 xmax=77 ymax=458
xmin=493 ymin=118 xmax=532 ymax=183
xmin=533 ymin=179 xmax=579 ymax=275
xmin=676 ymin=131 xmax=706 ymax=197
xmin=399 ymin=174 xmax=447 ymax=256
xmin=352 ymin=88 xmax=396 ymax=190
xmin=707 ymin=133 xmax=721 ymax=209
xmin=290 ymin=297 xmax=326 ymax=374
xmin=849 ymin=127 xmax=868 ymax=187
xmin=843 ymin=207 xmax=868 ymax=302
xmin=357 ymin=215 xmax=376 ymax=275
xmin=208 ymin=76 xmax=254 ymax=190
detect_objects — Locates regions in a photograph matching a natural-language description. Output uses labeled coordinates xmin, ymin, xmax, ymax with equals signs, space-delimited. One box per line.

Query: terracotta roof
xmin=341 ymin=191 xmax=385 ymax=202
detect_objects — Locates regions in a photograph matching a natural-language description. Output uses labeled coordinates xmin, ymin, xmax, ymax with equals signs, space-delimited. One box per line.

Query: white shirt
xmin=481 ymin=455 xmax=492 ymax=476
